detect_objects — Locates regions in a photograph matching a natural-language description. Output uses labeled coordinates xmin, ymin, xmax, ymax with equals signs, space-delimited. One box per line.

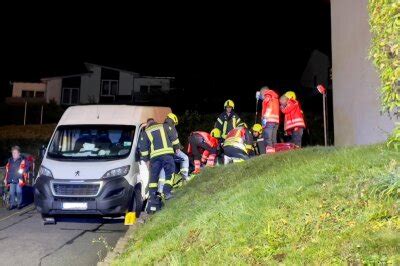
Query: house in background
xmin=6 ymin=82 xmax=47 ymax=104
xmin=42 ymin=63 xmax=174 ymax=105
xmin=8 ymin=62 xmax=174 ymax=106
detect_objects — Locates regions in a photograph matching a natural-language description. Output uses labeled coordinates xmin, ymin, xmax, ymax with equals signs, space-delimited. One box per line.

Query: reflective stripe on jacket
xmin=5 ymin=157 xmax=27 ymax=184
xmin=223 ymin=127 xmax=253 ymax=154
xmin=164 ymin=118 xmax=182 ymax=149
xmin=215 ymin=111 xmax=241 ymax=139
xmin=261 ymin=90 xmax=280 ymax=124
xmin=139 ymin=123 xmax=177 ymax=161
xmin=281 ymin=99 xmax=306 ymax=131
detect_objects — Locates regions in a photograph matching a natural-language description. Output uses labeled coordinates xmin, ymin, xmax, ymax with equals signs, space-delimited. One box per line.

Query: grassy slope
xmin=115 ymin=145 xmax=400 ymax=265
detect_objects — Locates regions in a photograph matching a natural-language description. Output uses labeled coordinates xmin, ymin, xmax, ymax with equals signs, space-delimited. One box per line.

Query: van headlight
xmin=38 ymin=166 xmax=53 ymax=178
xmin=102 ymin=166 xmax=130 ymax=179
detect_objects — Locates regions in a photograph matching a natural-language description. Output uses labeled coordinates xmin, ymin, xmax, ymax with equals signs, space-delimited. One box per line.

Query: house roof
xmin=84 ymin=62 xmax=141 ymax=76
xmin=40 ymin=62 xmax=92 ymax=80
xmin=39 ymin=62 xmax=175 ymax=81
xmin=41 ymin=73 xmax=92 ymax=81
xmin=140 ymin=76 xmax=175 ymax=80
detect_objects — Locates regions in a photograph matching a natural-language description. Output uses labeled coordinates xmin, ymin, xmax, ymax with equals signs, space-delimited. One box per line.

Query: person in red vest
xmin=4 ymin=146 xmax=28 ymax=210
xmin=187 ymin=128 xmax=221 ymax=174
xmin=259 ymin=87 xmax=280 ymax=153
xmin=280 ymin=91 xmax=306 ymax=147
xmin=223 ymin=123 xmax=254 ymax=163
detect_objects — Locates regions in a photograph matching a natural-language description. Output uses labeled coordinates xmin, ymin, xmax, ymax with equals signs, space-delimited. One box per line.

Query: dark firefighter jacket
xmin=139 ymin=123 xmax=179 ymax=161
xmin=215 ymin=111 xmax=241 ymax=139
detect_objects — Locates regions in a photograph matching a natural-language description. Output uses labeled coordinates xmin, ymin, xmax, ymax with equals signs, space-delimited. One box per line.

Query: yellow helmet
xmin=252 ymin=123 xmax=263 ymax=134
xmin=167 ymin=113 xmax=178 ymax=125
xmin=210 ymin=128 xmax=221 ymax=138
xmin=284 ymin=91 xmax=297 ymax=100
xmin=224 ymin=99 xmax=235 ymax=109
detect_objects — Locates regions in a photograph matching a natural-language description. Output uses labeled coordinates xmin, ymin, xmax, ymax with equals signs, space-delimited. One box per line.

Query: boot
xmin=193 ymin=160 xmax=201 ymax=174
xmin=146 ymin=192 xmax=162 ymax=214
xmin=163 ymin=184 xmax=174 ymax=200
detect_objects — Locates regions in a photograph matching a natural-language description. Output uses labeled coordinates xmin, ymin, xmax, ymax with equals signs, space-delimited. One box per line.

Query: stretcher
xmin=274 ymin=143 xmax=298 ymax=152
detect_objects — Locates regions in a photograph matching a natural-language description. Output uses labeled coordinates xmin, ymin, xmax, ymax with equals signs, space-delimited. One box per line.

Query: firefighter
xmin=251 ymin=123 xmax=265 ymax=156
xmin=223 ymin=122 xmax=254 ymax=163
xmin=139 ymin=118 xmax=179 ymax=213
xmin=215 ymin=99 xmax=241 ymax=139
xmin=4 ymin=146 xmax=27 ymax=210
xmin=187 ymin=128 xmax=221 ymax=174
xmin=280 ymin=91 xmax=306 ymax=147
xmin=164 ymin=113 xmax=189 ymax=180
xmin=258 ymin=87 xmax=280 ymax=154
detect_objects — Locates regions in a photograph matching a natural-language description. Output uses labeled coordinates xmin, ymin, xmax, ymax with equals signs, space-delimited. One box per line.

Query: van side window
xmin=135 ymin=124 xmax=147 ymax=161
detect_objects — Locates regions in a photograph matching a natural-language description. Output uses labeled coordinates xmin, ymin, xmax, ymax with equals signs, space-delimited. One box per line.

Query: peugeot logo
xmin=75 ymin=171 xmax=80 ymax=176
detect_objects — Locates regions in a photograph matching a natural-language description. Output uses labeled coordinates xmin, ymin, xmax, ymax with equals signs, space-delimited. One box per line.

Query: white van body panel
xmin=42 ymin=158 xmax=135 ymax=182
xmin=58 ymin=105 xmax=171 ymax=126
xmin=36 ymin=105 xmax=171 ymax=216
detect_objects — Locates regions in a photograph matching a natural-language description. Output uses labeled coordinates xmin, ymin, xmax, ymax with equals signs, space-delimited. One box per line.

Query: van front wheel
xmin=130 ymin=186 xmax=143 ymax=218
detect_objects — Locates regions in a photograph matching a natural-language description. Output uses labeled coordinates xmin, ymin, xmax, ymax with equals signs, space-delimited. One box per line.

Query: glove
xmin=255 ymin=91 xmax=261 ymax=100
xmin=261 ymin=118 xmax=267 ymax=127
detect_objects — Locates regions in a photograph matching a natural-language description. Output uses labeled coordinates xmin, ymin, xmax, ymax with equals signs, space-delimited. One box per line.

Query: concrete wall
xmin=12 ymin=82 xmax=46 ymax=97
xmin=45 ymin=79 xmax=62 ymax=104
xmin=119 ymin=72 xmax=134 ymax=95
xmin=331 ymin=0 xmax=395 ymax=146
xmin=133 ymin=78 xmax=171 ymax=93
xmin=81 ymin=65 xmax=101 ymax=104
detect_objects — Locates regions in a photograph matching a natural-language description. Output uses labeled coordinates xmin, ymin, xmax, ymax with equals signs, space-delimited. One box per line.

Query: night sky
xmin=1 ymin=1 xmax=331 ymax=112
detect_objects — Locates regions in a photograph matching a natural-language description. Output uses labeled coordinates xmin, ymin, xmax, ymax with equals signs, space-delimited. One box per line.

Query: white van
xmin=34 ymin=105 xmax=171 ymax=219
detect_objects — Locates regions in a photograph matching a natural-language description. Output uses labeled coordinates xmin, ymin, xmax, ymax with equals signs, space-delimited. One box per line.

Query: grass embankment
xmin=114 ymin=145 xmax=400 ymax=265
xmin=0 ymin=124 xmax=55 ymax=161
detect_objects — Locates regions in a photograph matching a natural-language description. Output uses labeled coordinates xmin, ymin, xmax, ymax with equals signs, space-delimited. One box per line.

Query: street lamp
xmin=317 ymin=84 xmax=328 ymax=146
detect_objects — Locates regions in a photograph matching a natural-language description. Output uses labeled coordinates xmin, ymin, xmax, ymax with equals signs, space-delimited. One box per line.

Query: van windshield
xmin=47 ymin=125 xmax=136 ymax=161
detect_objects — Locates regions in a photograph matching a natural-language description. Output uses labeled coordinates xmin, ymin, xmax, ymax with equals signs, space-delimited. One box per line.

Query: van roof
xmin=58 ymin=105 xmax=172 ymax=126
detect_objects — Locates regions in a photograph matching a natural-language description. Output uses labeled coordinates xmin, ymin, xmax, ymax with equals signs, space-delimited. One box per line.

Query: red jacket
xmin=224 ymin=127 xmax=253 ymax=154
xmin=5 ymin=157 xmax=28 ymax=187
xmin=193 ymin=131 xmax=218 ymax=148
xmin=281 ymin=99 xmax=306 ymax=131
xmin=187 ymin=131 xmax=218 ymax=155
xmin=261 ymin=90 xmax=280 ymax=124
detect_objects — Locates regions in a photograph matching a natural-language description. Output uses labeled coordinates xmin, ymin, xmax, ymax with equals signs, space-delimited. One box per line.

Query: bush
xmin=0 ymin=124 xmax=55 ymax=163
xmin=368 ymin=0 xmax=400 ymax=147
xmin=0 ymin=101 xmax=64 ymax=126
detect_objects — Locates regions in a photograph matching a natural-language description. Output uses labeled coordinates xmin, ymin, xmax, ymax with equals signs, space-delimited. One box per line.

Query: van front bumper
xmin=34 ymin=176 xmax=134 ymax=216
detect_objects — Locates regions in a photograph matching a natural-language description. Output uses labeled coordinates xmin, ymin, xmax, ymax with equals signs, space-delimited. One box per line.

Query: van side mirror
xmin=39 ymin=145 xmax=47 ymax=159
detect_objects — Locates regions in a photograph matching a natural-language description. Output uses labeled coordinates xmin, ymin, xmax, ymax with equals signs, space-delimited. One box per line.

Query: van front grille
xmin=52 ymin=183 xmax=100 ymax=197
xmin=54 ymin=197 xmax=95 ymax=202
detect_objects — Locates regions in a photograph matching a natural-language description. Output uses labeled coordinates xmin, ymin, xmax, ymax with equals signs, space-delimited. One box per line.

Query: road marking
xmin=0 ymin=206 xmax=35 ymax=223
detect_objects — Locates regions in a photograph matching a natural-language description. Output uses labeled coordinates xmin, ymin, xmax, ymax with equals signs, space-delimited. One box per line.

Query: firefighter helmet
xmin=210 ymin=128 xmax=221 ymax=138
xmin=284 ymin=91 xmax=297 ymax=100
xmin=167 ymin=113 xmax=178 ymax=125
xmin=224 ymin=100 xmax=235 ymax=109
xmin=252 ymin=123 xmax=263 ymax=134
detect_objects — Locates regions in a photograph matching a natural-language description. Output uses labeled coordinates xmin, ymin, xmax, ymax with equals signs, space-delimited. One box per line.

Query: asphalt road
xmin=0 ymin=205 xmax=128 ymax=266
